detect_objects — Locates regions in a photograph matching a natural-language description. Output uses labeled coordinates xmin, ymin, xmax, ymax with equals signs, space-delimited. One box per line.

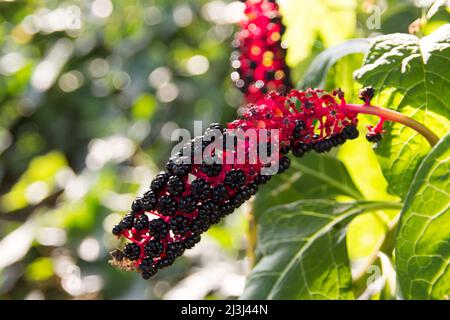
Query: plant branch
xmin=343 ymin=104 xmax=440 ymax=147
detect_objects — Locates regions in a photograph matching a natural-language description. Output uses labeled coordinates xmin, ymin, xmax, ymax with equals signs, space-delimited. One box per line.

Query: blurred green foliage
xmin=0 ymin=0 xmax=448 ymax=300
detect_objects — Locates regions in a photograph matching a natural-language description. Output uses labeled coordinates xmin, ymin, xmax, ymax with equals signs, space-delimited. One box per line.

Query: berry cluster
xmin=111 ymin=88 xmax=361 ymax=279
xmin=231 ymin=0 xmax=292 ymax=103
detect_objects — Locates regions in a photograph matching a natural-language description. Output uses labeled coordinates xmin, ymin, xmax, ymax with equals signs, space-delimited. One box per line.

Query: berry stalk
xmin=342 ymin=103 xmax=439 ymax=147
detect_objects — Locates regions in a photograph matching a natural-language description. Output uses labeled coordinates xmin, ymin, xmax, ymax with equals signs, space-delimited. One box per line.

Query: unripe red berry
xmin=231 ymin=0 xmax=292 ymax=103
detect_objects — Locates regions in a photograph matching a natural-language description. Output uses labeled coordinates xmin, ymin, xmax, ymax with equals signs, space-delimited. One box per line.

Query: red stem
xmin=342 ymin=103 xmax=440 ymax=147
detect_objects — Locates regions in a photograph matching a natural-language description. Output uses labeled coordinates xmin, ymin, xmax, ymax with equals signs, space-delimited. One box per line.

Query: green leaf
xmin=300 ymin=39 xmax=370 ymax=89
xmin=253 ymin=153 xmax=363 ymax=219
xmin=280 ymin=0 xmax=357 ymax=65
xmin=338 ymin=134 xmax=400 ymax=263
xmin=395 ymin=133 xmax=450 ymax=300
xmin=241 ymin=200 xmax=401 ymax=299
xmin=354 ymin=24 xmax=450 ymax=198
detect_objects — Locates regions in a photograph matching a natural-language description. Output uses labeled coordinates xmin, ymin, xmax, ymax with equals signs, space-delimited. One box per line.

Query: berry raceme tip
xmin=231 ymin=0 xmax=292 ymax=103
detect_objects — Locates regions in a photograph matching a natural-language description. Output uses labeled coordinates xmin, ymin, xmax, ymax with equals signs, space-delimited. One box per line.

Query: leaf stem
xmin=343 ymin=104 xmax=440 ymax=147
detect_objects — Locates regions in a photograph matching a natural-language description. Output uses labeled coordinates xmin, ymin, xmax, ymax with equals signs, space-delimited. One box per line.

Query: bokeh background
xmin=0 ymin=0 xmax=448 ymax=300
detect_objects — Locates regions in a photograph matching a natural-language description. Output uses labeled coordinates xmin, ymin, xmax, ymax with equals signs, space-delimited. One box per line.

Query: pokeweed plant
xmin=111 ymin=0 xmax=449 ymax=300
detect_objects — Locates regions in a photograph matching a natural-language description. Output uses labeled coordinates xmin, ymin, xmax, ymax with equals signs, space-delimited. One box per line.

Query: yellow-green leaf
xmin=354 ymin=24 xmax=450 ymax=198
xmin=396 ymin=133 xmax=450 ymax=300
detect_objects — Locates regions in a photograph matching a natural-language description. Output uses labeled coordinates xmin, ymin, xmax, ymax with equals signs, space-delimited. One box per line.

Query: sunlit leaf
xmin=339 ymin=132 xmax=400 ymax=262
xmin=241 ymin=200 xmax=401 ymax=299
xmin=300 ymin=38 xmax=369 ymax=89
xmin=354 ymin=24 xmax=450 ymax=198
xmin=253 ymin=153 xmax=363 ymax=220
xmin=281 ymin=0 xmax=357 ymax=65
xmin=396 ymin=133 xmax=450 ymax=300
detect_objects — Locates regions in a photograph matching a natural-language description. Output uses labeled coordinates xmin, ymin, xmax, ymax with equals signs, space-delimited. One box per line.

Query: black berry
xmin=123 ymin=243 xmax=140 ymax=261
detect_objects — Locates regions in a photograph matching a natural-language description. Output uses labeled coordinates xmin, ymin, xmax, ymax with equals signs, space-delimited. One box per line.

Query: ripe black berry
xmin=211 ymin=184 xmax=229 ymax=203
xmin=248 ymin=183 xmax=258 ymax=195
xmin=134 ymin=214 xmax=149 ymax=231
xmin=178 ymin=195 xmax=196 ymax=213
xmin=224 ymin=169 xmax=246 ymax=189
xmin=343 ymin=125 xmax=359 ymax=140
xmin=198 ymin=201 xmax=220 ymax=225
xmin=157 ymin=195 xmax=178 ymax=216
xmin=183 ymin=234 xmax=201 ymax=249
xmin=190 ymin=178 xmax=211 ymax=201
xmin=144 ymin=240 xmax=164 ymax=258
xmin=131 ymin=198 xmax=143 ymax=213
xmin=167 ymin=175 xmax=185 ymax=196
xmin=293 ymin=120 xmax=305 ymax=138
xmin=231 ymin=193 xmax=245 ymax=208
xmin=277 ymin=156 xmax=290 ymax=174
xmin=366 ymin=132 xmax=382 ymax=143
xmin=139 ymin=257 xmax=157 ymax=279
xmin=148 ymin=218 xmax=169 ymax=239
xmin=220 ymin=202 xmax=235 ymax=216
xmin=314 ymin=140 xmax=328 ymax=153
xmin=119 ymin=213 xmax=135 ymax=229
xmin=157 ymin=256 xmax=175 ymax=269
xmin=123 ymin=243 xmax=140 ymax=261
xmin=150 ymin=172 xmax=170 ymax=191
xmin=189 ymin=217 xmax=209 ymax=234
xmin=199 ymin=205 xmax=220 ymax=224
xmin=169 ymin=215 xmax=190 ymax=235
xmin=200 ymin=162 xmax=222 ymax=177
xmin=240 ymin=187 xmax=252 ymax=200
xmin=280 ymin=144 xmax=291 ymax=154
xmin=166 ymin=242 xmax=185 ymax=258
xmin=314 ymin=139 xmax=332 ymax=153
xmin=166 ymin=156 xmax=191 ymax=176
xmin=142 ymin=190 xmax=158 ymax=211
xmin=358 ymin=86 xmax=375 ymax=103
xmin=292 ymin=142 xmax=310 ymax=157
xmin=254 ymin=174 xmax=271 ymax=185
xmin=329 ymin=135 xmax=339 ymax=147
xmin=112 ymin=224 xmax=122 ymax=236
